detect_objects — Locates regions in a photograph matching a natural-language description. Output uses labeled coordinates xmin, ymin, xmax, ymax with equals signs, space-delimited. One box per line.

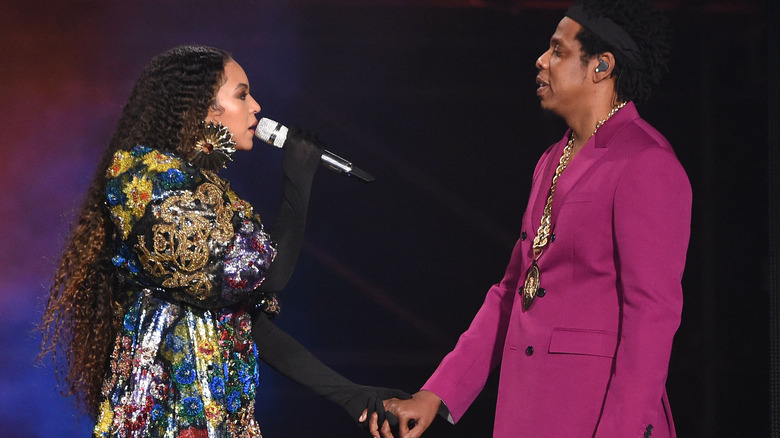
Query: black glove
xmin=259 ymin=127 xmax=323 ymax=293
xmin=251 ymin=311 xmax=411 ymax=429
xmin=322 ymin=383 xmax=410 ymax=430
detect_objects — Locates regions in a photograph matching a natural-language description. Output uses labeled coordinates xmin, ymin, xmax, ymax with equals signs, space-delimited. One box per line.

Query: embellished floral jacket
xmin=94 ymin=145 xmax=277 ymax=438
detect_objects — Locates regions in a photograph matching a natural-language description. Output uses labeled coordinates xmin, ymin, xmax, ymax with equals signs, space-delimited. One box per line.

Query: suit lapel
xmin=549 ymin=103 xmax=639 ymax=225
xmin=527 ymin=136 xmax=568 ymax=235
xmin=550 ymin=140 xmax=608 ymax=222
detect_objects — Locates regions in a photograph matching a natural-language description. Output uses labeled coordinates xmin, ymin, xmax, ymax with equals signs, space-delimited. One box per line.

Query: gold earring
xmin=189 ymin=120 xmax=236 ymax=170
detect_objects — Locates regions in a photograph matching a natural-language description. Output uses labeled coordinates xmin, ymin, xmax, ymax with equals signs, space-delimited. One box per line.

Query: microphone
xmin=255 ymin=118 xmax=375 ymax=183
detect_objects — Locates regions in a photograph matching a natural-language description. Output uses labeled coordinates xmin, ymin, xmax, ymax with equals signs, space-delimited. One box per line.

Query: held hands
xmin=366 ymin=390 xmax=441 ymax=438
xmin=250 ymin=314 xmax=411 ymax=436
xmin=335 ymin=385 xmax=410 ymax=433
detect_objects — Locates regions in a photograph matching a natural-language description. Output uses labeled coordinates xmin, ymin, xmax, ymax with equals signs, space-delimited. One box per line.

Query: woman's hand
xmin=368 ymin=390 xmax=441 ymax=438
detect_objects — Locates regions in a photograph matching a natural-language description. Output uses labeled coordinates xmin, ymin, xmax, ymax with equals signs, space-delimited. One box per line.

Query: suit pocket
xmin=548 ymin=327 xmax=618 ymax=358
xmin=560 ymin=192 xmax=596 ymax=205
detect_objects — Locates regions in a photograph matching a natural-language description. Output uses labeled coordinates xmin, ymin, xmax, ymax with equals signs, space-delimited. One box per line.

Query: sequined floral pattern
xmin=96 ymin=145 xmax=277 ymax=437
xmin=94 ymin=293 xmax=262 ymax=437
xmin=107 ymin=146 xmax=276 ymax=306
xmin=107 ymin=146 xmax=190 ymax=239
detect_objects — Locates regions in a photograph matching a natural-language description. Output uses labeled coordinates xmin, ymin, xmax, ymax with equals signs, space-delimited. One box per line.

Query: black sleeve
xmin=251 ymin=311 xmax=411 ymax=427
xmin=259 ymin=127 xmax=322 ymax=293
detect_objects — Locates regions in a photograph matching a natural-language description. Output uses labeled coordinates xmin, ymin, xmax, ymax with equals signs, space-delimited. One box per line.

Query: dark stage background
xmin=0 ymin=1 xmax=770 ymax=436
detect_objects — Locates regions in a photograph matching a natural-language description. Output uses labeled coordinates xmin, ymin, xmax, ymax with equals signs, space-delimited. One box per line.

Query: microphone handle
xmin=320 ymin=150 xmax=375 ymax=183
xmin=256 ymin=118 xmax=374 ymax=183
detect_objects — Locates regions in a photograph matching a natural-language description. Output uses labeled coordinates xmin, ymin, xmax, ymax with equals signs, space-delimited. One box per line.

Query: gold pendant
xmin=522 ymin=261 xmax=540 ymax=310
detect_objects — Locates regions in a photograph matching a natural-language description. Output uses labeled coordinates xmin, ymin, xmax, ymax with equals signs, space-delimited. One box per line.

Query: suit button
xmin=525 ymin=346 xmax=534 ymax=356
xmin=537 ymin=288 xmax=546 ymax=297
xmin=521 ymin=231 xmax=527 ymax=240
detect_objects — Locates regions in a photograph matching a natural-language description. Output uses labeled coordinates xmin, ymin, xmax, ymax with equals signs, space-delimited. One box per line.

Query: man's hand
xmin=368 ymin=390 xmax=441 ymax=438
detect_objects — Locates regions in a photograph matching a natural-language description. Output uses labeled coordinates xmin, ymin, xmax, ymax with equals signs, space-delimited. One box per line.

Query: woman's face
xmin=207 ymin=60 xmax=261 ymax=151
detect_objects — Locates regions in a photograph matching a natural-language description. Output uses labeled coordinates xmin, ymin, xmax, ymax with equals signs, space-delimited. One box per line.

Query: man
xmin=372 ymin=1 xmax=691 ymax=437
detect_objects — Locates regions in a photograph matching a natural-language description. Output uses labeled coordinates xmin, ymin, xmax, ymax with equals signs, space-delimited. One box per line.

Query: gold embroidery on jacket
xmin=202 ymin=169 xmax=255 ymax=219
xmin=135 ymin=182 xmax=233 ymax=299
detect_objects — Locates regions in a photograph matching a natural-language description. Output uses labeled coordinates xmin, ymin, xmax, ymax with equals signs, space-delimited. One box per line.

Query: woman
xmin=38 ymin=45 xmax=404 ymax=437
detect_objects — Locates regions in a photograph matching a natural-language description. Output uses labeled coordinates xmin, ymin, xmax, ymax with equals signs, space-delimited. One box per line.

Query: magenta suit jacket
xmin=422 ymin=103 xmax=692 ymax=438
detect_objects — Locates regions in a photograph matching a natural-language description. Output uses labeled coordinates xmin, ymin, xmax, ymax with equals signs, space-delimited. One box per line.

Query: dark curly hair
xmin=573 ymin=0 xmax=671 ymax=103
xmin=37 ymin=45 xmax=232 ymax=419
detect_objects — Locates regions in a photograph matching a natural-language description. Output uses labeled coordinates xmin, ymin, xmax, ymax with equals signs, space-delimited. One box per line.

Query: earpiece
xmin=595 ymin=57 xmax=609 ymax=73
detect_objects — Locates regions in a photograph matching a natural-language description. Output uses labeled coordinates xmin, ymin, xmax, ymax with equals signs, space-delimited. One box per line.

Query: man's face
xmin=535 ymin=17 xmax=593 ymax=119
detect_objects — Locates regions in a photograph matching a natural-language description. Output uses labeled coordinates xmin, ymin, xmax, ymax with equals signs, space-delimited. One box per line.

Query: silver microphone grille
xmin=255 ymin=118 xmax=288 ymax=148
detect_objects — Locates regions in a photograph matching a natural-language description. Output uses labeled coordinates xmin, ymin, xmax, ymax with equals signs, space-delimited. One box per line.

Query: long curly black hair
xmin=573 ymin=0 xmax=671 ymax=103
xmin=37 ymin=45 xmax=231 ymax=419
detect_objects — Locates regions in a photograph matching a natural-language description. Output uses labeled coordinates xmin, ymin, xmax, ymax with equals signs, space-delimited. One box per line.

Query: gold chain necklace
xmin=522 ymin=101 xmax=627 ymax=310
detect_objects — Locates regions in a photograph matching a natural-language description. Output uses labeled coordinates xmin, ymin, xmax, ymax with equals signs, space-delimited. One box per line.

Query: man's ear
xmin=593 ymin=52 xmax=616 ymax=80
